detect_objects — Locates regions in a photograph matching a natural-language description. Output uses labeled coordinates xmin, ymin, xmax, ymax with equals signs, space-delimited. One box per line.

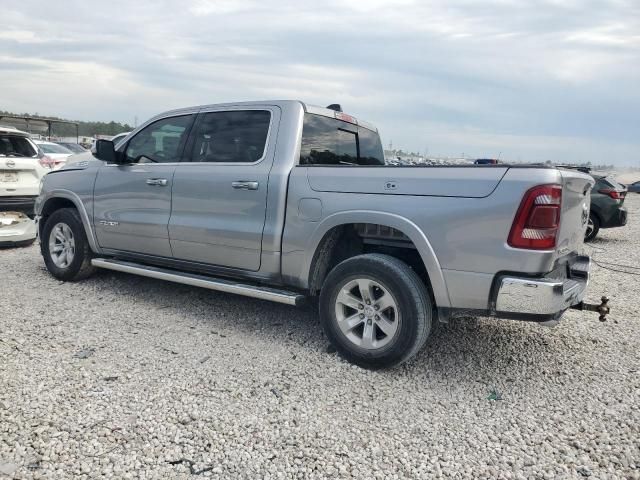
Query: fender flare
xmin=302 ymin=210 xmax=451 ymax=309
xmin=38 ymin=189 xmax=102 ymax=254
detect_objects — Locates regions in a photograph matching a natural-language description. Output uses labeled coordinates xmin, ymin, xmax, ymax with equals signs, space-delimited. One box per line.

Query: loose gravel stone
xmin=1 ymin=194 xmax=639 ymax=479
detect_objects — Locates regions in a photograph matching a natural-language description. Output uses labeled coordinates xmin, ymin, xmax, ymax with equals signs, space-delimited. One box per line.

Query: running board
xmin=91 ymin=258 xmax=305 ymax=306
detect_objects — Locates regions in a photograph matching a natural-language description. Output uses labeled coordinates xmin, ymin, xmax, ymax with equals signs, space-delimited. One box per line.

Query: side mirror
xmin=94 ymin=139 xmax=117 ymax=163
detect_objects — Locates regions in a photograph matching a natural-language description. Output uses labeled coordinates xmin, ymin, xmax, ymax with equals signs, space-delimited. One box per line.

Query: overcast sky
xmin=1 ymin=0 xmax=638 ymax=164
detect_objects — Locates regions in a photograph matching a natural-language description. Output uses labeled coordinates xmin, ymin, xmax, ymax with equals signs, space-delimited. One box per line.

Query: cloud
xmin=0 ymin=0 xmax=638 ymax=164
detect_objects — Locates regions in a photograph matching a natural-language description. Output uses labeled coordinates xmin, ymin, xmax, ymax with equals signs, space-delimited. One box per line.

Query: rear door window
xmin=300 ymin=114 xmax=384 ymax=166
xmin=189 ymin=110 xmax=271 ymax=163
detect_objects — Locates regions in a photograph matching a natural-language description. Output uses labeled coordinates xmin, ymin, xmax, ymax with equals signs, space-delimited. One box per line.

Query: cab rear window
xmin=0 ymin=135 xmax=37 ymax=158
xmin=299 ymin=114 xmax=384 ymax=166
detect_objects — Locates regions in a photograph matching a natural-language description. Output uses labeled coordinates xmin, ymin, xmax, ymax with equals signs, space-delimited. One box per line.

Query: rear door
xmin=168 ymin=107 xmax=279 ymax=271
xmin=93 ymin=114 xmax=194 ymax=257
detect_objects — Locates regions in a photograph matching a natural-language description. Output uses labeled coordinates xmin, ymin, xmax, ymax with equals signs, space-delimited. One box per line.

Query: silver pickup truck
xmin=36 ymin=100 xmax=598 ymax=368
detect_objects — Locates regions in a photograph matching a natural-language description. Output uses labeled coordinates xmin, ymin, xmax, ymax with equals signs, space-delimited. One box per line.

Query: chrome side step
xmin=91 ymin=258 xmax=305 ymax=306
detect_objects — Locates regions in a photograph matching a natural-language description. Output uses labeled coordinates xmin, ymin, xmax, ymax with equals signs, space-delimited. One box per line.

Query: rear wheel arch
xmin=305 ymin=213 xmax=451 ymax=311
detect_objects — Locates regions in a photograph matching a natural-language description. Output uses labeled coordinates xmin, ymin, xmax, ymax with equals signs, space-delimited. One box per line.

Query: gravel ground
xmin=1 ymin=195 xmax=639 ymax=479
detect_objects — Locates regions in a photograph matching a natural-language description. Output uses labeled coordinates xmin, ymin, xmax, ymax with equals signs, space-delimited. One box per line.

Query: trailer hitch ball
xmin=572 ymin=296 xmax=610 ymax=322
xmin=597 ymin=296 xmax=611 ymax=322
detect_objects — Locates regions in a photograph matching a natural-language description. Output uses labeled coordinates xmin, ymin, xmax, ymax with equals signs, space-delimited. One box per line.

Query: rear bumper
xmin=0 ymin=212 xmax=37 ymax=246
xmin=0 ymin=196 xmax=37 ymax=215
xmin=492 ymin=255 xmax=590 ymax=322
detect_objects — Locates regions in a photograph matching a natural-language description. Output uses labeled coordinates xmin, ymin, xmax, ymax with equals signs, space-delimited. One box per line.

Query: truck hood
xmin=307 ymin=166 xmax=508 ymax=198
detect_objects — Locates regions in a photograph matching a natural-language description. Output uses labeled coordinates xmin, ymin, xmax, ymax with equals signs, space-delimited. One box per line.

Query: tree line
xmin=0 ymin=110 xmax=133 ymax=137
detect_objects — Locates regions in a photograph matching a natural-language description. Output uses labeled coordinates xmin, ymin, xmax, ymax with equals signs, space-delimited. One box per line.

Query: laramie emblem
xmin=99 ymin=220 xmax=119 ymax=226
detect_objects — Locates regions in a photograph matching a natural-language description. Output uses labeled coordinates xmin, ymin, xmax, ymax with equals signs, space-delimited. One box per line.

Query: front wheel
xmin=41 ymin=208 xmax=96 ymax=281
xmin=319 ymin=254 xmax=433 ymax=369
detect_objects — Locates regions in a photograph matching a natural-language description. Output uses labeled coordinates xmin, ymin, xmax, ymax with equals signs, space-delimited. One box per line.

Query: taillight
xmin=39 ymin=155 xmax=55 ymax=169
xmin=508 ymin=184 xmax=562 ymax=250
xmin=598 ymin=188 xmax=624 ymax=200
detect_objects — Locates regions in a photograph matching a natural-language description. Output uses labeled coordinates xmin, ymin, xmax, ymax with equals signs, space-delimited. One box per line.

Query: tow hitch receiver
xmin=571 ymin=296 xmax=610 ymax=322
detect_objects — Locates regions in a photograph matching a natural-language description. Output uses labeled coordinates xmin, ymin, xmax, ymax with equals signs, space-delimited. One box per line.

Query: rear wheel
xmin=319 ymin=254 xmax=433 ymax=369
xmin=41 ymin=208 xmax=96 ymax=281
xmin=584 ymin=213 xmax=600 ymax=242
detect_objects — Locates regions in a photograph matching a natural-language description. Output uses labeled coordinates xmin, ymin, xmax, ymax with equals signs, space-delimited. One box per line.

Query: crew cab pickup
xmin=36 ymin=100 xmax=596 ymax=368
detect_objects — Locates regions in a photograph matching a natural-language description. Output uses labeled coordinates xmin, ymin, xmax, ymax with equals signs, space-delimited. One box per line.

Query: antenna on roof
xmin=326 ymin=104 xmax=342 ymax=112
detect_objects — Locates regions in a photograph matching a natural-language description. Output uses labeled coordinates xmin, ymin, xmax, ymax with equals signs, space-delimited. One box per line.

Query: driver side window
xmin=124 ymin=115 xmax=192 ymax=164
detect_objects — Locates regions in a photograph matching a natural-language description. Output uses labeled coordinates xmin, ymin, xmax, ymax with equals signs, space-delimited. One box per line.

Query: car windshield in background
xmin=300 ymin=114 xmax=385 ymax=166
xmin=0 ymin=135 xmax=37 ymax=157
xmin=56 ymin=143 xmax=86 ymax=154
xmin=605 ymin=177 xmax=626 ymax=190
xmin=596 ymin=177 xmax=626 ymax=190
xmin=38 ymin=143 xmax=73 ymax=154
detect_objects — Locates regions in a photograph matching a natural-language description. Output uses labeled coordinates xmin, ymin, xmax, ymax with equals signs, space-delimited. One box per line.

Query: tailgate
xmin=0 ymin=157 xmax=42 ymax=197
xmin=556 ymin=169 xmax=594 ymax=255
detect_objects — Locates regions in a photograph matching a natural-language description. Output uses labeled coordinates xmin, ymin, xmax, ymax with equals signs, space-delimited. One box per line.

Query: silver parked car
xmin=36 ymin=100 xmax=597 ymax=368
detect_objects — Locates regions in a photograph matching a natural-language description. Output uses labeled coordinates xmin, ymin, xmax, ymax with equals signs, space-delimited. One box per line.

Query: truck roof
xmin=148 ymin=100 xmax=379 ymax=133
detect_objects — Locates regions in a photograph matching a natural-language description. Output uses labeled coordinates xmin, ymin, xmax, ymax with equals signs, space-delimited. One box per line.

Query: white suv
xmin=0 ymin=126 xmax=53 ymax=246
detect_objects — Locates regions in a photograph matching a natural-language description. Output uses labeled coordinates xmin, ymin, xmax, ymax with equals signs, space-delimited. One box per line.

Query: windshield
xmin=604 ymin=177 xmax=626 ymax=190
xmin=595 ymin=176 xmax=625 ymax=190
xmin=38 ymin=143 xmax=73 ymax=154
xmin=57 ymin=143 xmax=86 ymax=154
xmin=0 ymin=135 xmax=37 ymax=157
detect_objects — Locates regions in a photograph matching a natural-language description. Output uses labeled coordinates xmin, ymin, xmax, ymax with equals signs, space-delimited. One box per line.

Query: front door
xmin=169 ymin=107 xmax=279 ymax=271
xmin=93 ymin=114 xmax=194 ymax=257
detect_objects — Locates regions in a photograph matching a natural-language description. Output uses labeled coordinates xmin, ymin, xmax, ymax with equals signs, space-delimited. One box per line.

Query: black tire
xmin=41 ymin=208 xmax=96 ymax=281
xmin=319 ymin=253 xmax=433 ymax=369
xmin=584 ymin=213 xmax=600 ymax=242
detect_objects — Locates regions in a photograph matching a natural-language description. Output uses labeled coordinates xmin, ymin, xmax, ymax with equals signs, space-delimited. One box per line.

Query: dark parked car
xmin=585 ymin=175 xmax=627 ymax=241
xmin=474 ymin=158 xmax=499 ymax=165
xmin=626 ymin=180 xmax=640 ymax=194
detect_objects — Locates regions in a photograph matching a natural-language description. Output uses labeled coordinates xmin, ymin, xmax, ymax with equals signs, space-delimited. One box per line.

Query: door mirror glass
xmin=94 ymin=139 xmax=116 ymax=163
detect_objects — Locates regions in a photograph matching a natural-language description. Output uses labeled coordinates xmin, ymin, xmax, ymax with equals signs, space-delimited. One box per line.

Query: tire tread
xmin=320 ymin=253 xmax=433 ymax=369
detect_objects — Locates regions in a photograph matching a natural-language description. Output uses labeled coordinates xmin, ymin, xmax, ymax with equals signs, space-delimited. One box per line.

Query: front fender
xmin=302 ymin=210 xmax=451 ymax=309
xmin=37 ymin=189 xmax=101 ymax=254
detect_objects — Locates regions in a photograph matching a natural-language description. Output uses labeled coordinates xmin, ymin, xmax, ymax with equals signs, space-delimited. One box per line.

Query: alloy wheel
xmin=334 ymin=277 xmax=400 ymax=350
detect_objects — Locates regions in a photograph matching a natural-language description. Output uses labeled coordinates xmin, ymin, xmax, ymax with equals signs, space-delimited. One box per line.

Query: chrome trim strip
xmin=91 ymin=258 xmax=305 ymax=306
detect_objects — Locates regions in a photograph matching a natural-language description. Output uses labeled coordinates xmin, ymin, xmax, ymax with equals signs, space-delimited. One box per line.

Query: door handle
xmin=232 ymin=181 xmax=259 ymax=190
xmin=146 ymin=178 xmax=168 ymax=186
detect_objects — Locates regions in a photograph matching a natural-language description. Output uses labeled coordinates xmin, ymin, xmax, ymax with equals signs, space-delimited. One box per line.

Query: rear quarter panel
xmin=282 ymin=166 xmax=573 ymax=311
